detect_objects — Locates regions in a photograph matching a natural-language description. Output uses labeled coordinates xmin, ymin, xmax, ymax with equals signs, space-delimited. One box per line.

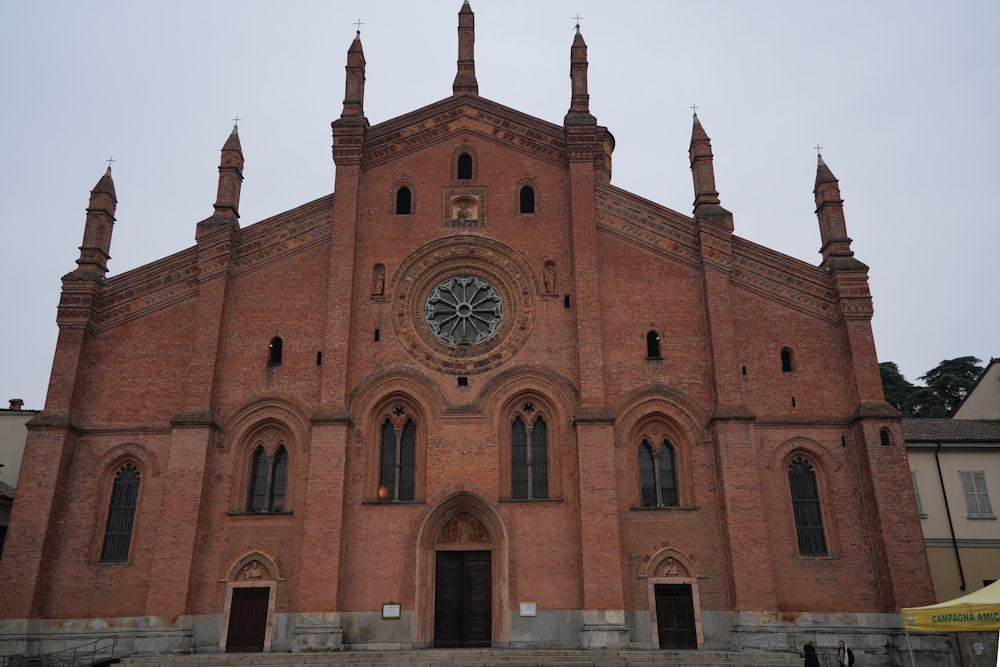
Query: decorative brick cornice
xmin=595 ymin=185 xmax=839 ymax=322
xmin=364 ymin=97 xmax=566 ymax=169
xmin=90 ymin=195 xmax=333 ymax=331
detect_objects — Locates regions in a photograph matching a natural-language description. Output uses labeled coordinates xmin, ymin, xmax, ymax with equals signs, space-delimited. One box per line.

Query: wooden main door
xmin=225 ymin=587 xmax=269 ymax=652
xmin=654 ymin=583 xmax=696 ymax=649
xmin=434 ymin=550 xmax=492 ymax=647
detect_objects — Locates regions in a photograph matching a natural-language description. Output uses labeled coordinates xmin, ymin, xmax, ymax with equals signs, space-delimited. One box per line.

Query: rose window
xmin=424 ymin=275 xmax=504 ymax=346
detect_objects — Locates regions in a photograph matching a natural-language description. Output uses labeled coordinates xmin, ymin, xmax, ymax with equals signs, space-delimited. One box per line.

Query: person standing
xmin=804 ymin=640 xmax=820 ymax=667
xmin=837 ymin=640 xmax=856 ymax=666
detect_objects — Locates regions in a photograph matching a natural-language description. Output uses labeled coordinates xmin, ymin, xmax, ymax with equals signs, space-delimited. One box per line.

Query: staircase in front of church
xmin=116 ymin=648 xmax=805 ymax=667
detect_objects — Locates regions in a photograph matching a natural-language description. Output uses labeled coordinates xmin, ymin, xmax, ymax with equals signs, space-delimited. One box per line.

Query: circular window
xmin=424 ymin=275 xmax=504 ymax=346
xmin=390 ymin=236 xmax=537 ymax=374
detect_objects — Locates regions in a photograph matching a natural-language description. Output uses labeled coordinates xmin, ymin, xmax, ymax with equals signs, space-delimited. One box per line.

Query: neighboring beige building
xmin=953 ymin=359 xmax=1000 ymax=420
xmin=0 ymin=399 xmax=38 ymax=558
xmin=904 ymin=359 xmax=1000 ymax=603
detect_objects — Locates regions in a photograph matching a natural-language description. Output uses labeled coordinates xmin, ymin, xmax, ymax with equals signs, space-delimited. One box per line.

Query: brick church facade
xmin=0 ymin=2 xmax=934 ymax=659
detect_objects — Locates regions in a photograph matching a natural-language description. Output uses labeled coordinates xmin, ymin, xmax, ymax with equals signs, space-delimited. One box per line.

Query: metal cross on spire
xmin=572 ymin=13 xmax=583 ymax=30
xmin=354 ymin=18 xmax=364 ymax=34
xmin=690 ymin=104 xmax=699 ymax=115
xmin=232 ymin=116 xmax=241 ymax=127
xmin=106 ymin=157 xmax=115 ymax=170
xmin=814 ymin=144 xmax=823 ymax=157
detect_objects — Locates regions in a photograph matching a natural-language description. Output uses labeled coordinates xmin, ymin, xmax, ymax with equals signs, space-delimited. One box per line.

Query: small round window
xmin=424 ymin=275 xmax=504 ymax=346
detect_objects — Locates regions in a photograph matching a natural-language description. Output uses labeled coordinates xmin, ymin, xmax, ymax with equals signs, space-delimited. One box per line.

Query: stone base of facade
xmin=0 ymin=610 xmax=955 ymax=665
xmin=579 ymin=610 xmax=630 ymax=649
xmin=288 ymin=612 xmax=344 ymax=652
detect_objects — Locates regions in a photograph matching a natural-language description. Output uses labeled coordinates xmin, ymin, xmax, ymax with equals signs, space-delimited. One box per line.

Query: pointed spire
xmin=213 ymin=124 xmax=244 ymax=220
xmin=689 ymin=113 xmax=721 ymax=209
xmin=813 ymin=154 xmax=855 ymax=263
xmin=75 ymin=166 xmax=118 ymax=275
xmin=341 ymin=29 xmax=367 ymax=119
xmin=687 ymin=113 xmax=732 ymax=230
xmin=452 ymin=1 xmax=478 ymax=95
xmin=565 ymin=23 xmax=595 ymax=125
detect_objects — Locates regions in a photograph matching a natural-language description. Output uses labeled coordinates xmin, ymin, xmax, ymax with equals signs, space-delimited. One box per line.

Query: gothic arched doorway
xmin=415 ymin=493 xmax=509 ymax=647
xmin=219 ymin=549 xmax=282 ymax=652
xmin=639 ymin=544 xmax=704 ymax=650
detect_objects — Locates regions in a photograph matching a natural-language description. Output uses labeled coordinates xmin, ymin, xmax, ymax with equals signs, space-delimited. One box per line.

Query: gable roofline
xmin=90 ymin=193 xmax=335 ymax=331
xmin=362 ymin=95 xmax=584 ymax=170
xmin=951 ymin=357 xmax=999 ymax=417
xmin=595 ymin=182 xmax=837 ymax=321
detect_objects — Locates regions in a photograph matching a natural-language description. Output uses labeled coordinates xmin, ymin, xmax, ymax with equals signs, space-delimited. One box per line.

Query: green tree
xmin=879 ymin=362 xmax=915 ymax=413
xmin=918 ymin=356 xmax=983 ymax=415
xmin=879 ymin=356 xmax=984 ymax=417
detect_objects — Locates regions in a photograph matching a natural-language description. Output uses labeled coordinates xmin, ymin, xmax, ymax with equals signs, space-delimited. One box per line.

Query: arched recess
xmin=221 ymin=396 xmax=313 ymax=453
xmin=224 ymin=400 xmax=310 ymax=514
xmin=513 ymin=176 xmax=539 ymax=215
xmin=615 ymin=385 xmax=709 ymax=509
xmin=218 ymin=546 xmax=285 ymax=652
xmin=452 ymin=145 xmax=478 ymax=180
xmin=479 ymin=365 xmax=578 ymax=501
xmin=391 ymin=176 xmax=417 ymax=216
xmin=638 ymin=542 xmax=706 ymax=648
xmin=349 ymin=368 xmax=446 ymax=503
xmin=767 ymin=437 xmax=840 ymax=558
xmin=89 ymin=442 xmax=160 ymax=563
xmin=413 ymin=491 xmax=510 ymax=648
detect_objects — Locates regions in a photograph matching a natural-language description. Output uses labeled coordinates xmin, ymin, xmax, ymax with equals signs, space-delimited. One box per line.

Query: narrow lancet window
xmin=396 ymin=186 xmax=412 ymax=215
xmin=268 ymin=337 xmax=283 ymax=366
xmin=789 ymin=457 xmax=828 ymax=555
xmin=781 ymin=348 xmax=794 ymax=373
xmin=647 ymin=331 xmax=662 ymax=359
xmin=457 ymin=153 xmax=473 ymax=179
xmin=519 ymin=186 xmax=535 ymax=214
xmin=100 ymin=463 xmax=140 ymax=563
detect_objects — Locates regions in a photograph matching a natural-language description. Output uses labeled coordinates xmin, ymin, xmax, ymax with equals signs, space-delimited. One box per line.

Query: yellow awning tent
xmin=901 ymin=580 xmax=1000 ymax=633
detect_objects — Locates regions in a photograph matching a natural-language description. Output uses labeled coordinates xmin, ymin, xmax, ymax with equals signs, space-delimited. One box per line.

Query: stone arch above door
xmin=638 ymin=542 xmax=704 ymax=649
xmin=414 ymin=492 xmax=509 ymax=647
xmin=219 ymin=547 xmax=282 ymax=652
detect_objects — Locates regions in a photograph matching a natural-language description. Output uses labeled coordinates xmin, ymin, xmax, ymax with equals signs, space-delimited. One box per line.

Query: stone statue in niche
xmin=243 ymin=560 xmax=264 ymax=580
xmin=451 ymin=197 xmax=479 ymax=225
xmin=440 ymin=513 xmax=489 ymax=544
xmin=372 ymin=264 xmax=385 ymax=296
xmin=657 ymin=556 xmax=685 ymax=578
xmin=543 ymin=261 xmax=557 ymax=295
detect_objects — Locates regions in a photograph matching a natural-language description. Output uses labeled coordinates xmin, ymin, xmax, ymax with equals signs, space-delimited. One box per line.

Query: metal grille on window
xmin=789 ymin=457 xmax=828 ymax=555
xmin=100 ymin=463 xmax=140 ymax=563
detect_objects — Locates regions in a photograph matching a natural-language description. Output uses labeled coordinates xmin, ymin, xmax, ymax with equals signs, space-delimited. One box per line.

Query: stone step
xmin=116 ymin=648 xmax=804 ymax=667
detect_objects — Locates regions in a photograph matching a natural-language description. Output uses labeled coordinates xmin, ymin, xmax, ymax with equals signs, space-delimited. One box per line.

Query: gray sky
xmin=1 ymin=1 xmax=997 ymax=410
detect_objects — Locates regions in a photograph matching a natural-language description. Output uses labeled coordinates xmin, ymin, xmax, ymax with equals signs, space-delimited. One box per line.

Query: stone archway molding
xmin=218 ymin=546 xmax=284 ymax=652
xmin=413 ymin=491 xmax=510 ymax=647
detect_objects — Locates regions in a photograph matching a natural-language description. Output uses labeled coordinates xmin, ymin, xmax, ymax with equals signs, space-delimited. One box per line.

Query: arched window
xmin=395 ymin=186 xmax=412 ymax=215
xmin=519 ymin=185 xmax=535 ymax=214
xmin=247 ymin=444 xmax=288 ymax=512
xmin=781 ymin=347 xmax=794 ymax=373
xmin=879 ymin=428 xmax=892 ymax=447
xmin=457 ymin=153 xmax=473 ymax=180
xmin=638 ymin=438 xmax=677 ymax=508
xmin=788 ymin=456 xmax=827 ymax=555
xmin=268 ymin=337 xmax=283 ymax=366
xmin=379 ymin=415 xmax=416 ymax=501
xmin=100 ymin=463 xmax=141 ymax=563
xmin=512 ymin=413 xmax=548 ymax=500
xmin=646 ymin=330 xmax=662 ymax=359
